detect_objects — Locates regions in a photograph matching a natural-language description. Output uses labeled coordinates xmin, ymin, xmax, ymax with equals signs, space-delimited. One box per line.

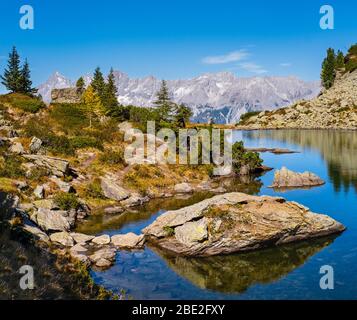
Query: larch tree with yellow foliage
xmin=82 ymin=85 xmax=105 ymax=128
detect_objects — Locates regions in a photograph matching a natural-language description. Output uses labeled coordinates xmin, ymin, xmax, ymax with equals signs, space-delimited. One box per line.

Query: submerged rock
xmin=143 ymin=192 xmax=345 ymax=256
xmin=270 ymin=167 xmax=325 ymax=188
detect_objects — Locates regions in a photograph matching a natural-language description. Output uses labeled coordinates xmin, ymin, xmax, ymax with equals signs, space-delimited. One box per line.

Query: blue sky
xmin=0 ymin=0 xmax=356 ymax=90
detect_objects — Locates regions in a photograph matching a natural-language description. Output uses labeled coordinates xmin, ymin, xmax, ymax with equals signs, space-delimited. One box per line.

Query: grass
xmin=0 ymin=178 xmax=18 ymax=193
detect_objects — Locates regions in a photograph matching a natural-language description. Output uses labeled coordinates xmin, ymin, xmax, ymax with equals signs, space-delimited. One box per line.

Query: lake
xmin=78 ymin=129 xmax=357 ymax=300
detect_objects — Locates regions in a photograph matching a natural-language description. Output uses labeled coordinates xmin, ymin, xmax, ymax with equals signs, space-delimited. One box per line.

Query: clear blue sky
xmin=0 ymin=0 xmax=356 ymax=89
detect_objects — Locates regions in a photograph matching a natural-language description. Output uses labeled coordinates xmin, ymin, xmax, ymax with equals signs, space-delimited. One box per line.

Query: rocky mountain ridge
xmin=239 ymin=69 xmax=357 ymax=130
xmin=38 ymin=71 xmax=320 ymax=124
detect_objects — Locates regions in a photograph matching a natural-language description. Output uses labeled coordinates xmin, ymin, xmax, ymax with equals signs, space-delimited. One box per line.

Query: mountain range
xmin=38 ymin=71 xmax=321 ymax=124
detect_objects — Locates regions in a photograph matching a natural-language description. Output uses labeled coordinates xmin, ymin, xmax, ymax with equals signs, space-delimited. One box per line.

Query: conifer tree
xmin=335 ymin=50 xmax=345 ymax=69
xmin=174 ymin=104 xmax=193 ymax=128
xmin=19 ymin=59 xmax=37 ymax=94
xmin=103 ymin=68 xmax=118 ymax=111
xmin=91 ymin=67 xmax=105 ymax=100
xmin=1 ymin=47 xmax=22 ymax=93
xmin=153 ymin=80 xmax=174 ymax=122
xmin=76 ymin=77 xmax=85 ymax=95
xmin=321 ymin=48 xmax=336 ymax=89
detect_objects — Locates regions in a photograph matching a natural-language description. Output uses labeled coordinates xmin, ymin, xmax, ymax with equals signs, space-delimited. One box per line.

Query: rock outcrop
xmin=51 ymin=88 xmax=81 ymax=104
xmin=23 ymin=155 xmax=70 ymax=177
xmin=143 ymin=192 xmax=345 ymax=256
xmin=270 ymin=167 xmax=325 ymax=188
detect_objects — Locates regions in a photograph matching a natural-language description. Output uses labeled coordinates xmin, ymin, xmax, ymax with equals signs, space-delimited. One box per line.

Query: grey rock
xmin=23 ymin=155 xmax=69 ymax=177
xmin=270 ymin=167 xmax=325 ymax=188
xmin=174 ymin=183 xmax=193 ymax=194
xmin=175 ymin=218 xmax=208 ymax=248
xmin=70 ymin=232 xmax=95 ymax=244
xmin=92 ymin=234 xmax=111 ymax=245
xmin=36 ymin=208 xmax=70 ymax=232
xmin=29 ymin=137 xmax=43 ymax=153
xmin=101 ymin=177 xmax=129 ymax=201
xmin=111 ymin=233 xmax=145 ymax=249
xmin=143 ymin=192 xmax=345 ymax=256
xmin=9 ymin=142 xmax=24 ymax=155
xmin=33 ymin=185 xmax=45 ymax=199
xmin=50 ymin=232 xmax=74 ymax=247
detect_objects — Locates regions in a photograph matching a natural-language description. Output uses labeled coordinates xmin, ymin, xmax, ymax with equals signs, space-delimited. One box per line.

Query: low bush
xmin=85 ymin=179 xmax=105 ymax=199
xmin=54 ymin=192 xmax=80 ymax=211
xmin=0 ymin=155 xmax=25 ymax=178
xmin=99 ymin=150 xmax=125 ymax=165
xmin=70 ymin=136 xmax=103 ymax=150
xmin=238 ymin=111 xmax=260 ymax=124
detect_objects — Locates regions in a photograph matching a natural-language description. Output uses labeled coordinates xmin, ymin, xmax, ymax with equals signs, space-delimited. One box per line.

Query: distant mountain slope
xmin=238 ymin=69 xmax=357 ymax=130
xmin=38 ymin=71 xmax=320 ymax=124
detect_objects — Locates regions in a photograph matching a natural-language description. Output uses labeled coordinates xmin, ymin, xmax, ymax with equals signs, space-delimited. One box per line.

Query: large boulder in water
xmin=270 ymin=167 xmax=325 ymax=188
xmin=142 ymin=192 xmax=345 ymax=257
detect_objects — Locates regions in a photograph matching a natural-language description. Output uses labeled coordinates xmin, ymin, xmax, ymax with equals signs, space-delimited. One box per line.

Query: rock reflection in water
xmin=244 ymin=130 xmax=357 ymax=193
xmin=150 ymin=237 xmax=336 ymax=294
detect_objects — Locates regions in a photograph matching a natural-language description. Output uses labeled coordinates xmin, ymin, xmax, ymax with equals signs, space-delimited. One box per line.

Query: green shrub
xmin=232 ymin=141 xmax=263 ymax=174
xmin=238 ymin=111 xmax=260 ymax=124
xmin=23 ymin=119 xmax=75 ymax=156
xmin=70 ymin=136 xmax=103 ymax=150
xmin=54 ymin=192 xmax=80 ymax=210
xmin=49 ymin=104 xmax=89 ymax=134
xmin=85 ymin=179 xmax=105 ymax=199
xmin=99 ymin=150 xmax=125 ymax=165
xmin=0 ymin=155 xmax=25 ymax=178
xmin=28 ymin=167 xmax=50 ymax=181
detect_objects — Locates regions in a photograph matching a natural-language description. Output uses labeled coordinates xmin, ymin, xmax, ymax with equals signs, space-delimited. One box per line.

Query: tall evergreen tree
xmin=153 ymin=80 xmax=174 ymax=122
xmin=335 ymin=50 xmax=345 ymax=69
xmin=174 ymin=104 xmax=193 ymax=128
xmin=91 ymin=67 xmax=105 ymax=100
xmin=321 ymin=48 xmax=336 ymax=89
xmin=19 ymin=59 xmax=37 ymax=94
xmin=103 ymin=68 xmax=118 ymax=110
xmin=76 ymin=77 xmax=85 ymax=95
xmin=1 ymin=47 xmax=22 ymax=93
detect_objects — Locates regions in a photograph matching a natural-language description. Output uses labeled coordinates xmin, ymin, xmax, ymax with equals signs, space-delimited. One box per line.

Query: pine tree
xmin=19 ymin=59 xmax=37 ymax=94
xmin=174 ymin=103 xmax=193 ymax=128
xmin=82 ymin=85 xmax=104 ymax=128
xmin=335 ymin=50 xmax=345 ymax=69
xmin=76 ymin=77 xmax=85 ymax=95
xmin=321 ymin=48 xmax=336 ymax=89
xmin=153 ymin=80 xmax=174 ymax=122
xmin=91 ymin=67 xmax=105 ymax=100
xmin=1 ymin=47 xmax=22 ymax=93
xmin=103 ymin=68 xmax=118 ymax=111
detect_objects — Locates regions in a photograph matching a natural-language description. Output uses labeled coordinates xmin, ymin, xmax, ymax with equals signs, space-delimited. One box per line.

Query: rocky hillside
xmin=238 ymin=69 xmax=357 ymax=130
xmin=38 ymin=71 xmax=320 ymax=124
